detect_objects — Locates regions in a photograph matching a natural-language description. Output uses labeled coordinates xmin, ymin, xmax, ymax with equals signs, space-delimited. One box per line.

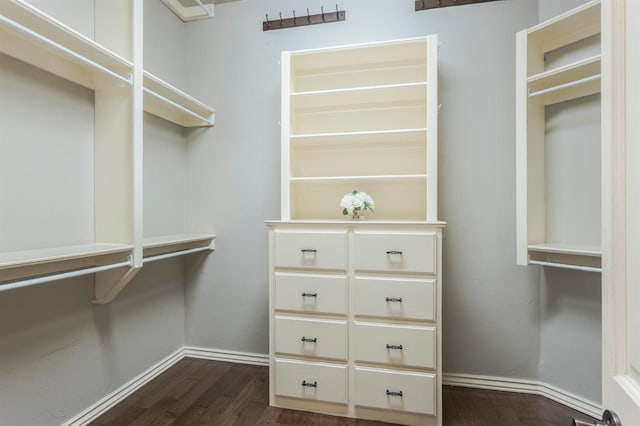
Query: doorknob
xmin=573 ymin=410 xmax=622 ymax=426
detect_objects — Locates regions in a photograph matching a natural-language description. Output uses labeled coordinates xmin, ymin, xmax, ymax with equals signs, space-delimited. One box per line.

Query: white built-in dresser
xmin=266 ymin=36 xmax=444 ymax=426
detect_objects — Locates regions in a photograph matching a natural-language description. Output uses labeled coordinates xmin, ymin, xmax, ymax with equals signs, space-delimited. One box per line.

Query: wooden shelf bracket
xmin=263 ymin=6 xmax=345 ymax=31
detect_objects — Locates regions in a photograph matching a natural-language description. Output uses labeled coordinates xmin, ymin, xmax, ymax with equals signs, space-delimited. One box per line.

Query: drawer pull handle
xmin=386 ymin=250 xmax=403 ymax=255
xmin=301 ymin=292 xmax=318 ymax=297
xmin=302 ymin=380 xmax=318 ymax=388
xmin=301 ymin=249 xmax=317 ymax=253
xmin=301 ymin=337 xmax=317 ymax=343
xmin=386 ymin=390 xmax=403 ymax=397
xmin=386 ymin=344 xmax=403 ymax=350
xmin=385 ymin=297 xmax=403 ymax=303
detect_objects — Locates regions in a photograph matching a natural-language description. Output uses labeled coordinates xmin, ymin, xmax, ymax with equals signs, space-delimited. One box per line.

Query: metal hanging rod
xmin=529 ymin=260 xmax=602 ymax=273
xmin=264 ymin=5 xmax=345 ymax=31
xmin=143 ymin=87 xmax=214 ymax=126
xmin=415 ymin=0 xmax=502 ymax=11
xmin=0 ymin=15 xmax=132 ymax=86
xmin=143 ymin=244 xmax=214 ymax=264
xmin=0 ymin=258 xmax=133 ymax=293
xmin=528 ymin=74 xmax=601 ymax=98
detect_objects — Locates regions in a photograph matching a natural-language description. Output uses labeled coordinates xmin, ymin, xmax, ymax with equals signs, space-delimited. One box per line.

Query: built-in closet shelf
xmin=290 ymin=82 xmax=427 ymax=111
xmin=143 ymin=71 xmax=215 ymax=127
xmin=290 ymin=128 xmax=427 ymax=146
xmin=528 ymin=55 xmax=601 ymax=105
xmin=143 ymin=234 xmax=215 ymax=259
xmin=290 ymin=174 xmax=427 ymax=183
xmin=0 ymin=0 xmax=133 ymax=90
xmin=527 ymin=243 xmax=601 ymax=269
xmin=527 ymin=0 xmax=601 ymax=53
xmin=0 ymin=243 xmax=133 ymax=284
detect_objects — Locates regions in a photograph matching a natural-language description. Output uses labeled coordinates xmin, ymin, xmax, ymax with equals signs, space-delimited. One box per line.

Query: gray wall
xmin=183 ymin=0 xmax=544 ymax=378
xmin=0 ymin=1 xmax=189 ymax=424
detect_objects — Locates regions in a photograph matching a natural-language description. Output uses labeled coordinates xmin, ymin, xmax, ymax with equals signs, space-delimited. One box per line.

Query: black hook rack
xmin=415 ymin=0 xmax=501 ymax=11
xmin=264 ymin=5 xmax=345 ymax=31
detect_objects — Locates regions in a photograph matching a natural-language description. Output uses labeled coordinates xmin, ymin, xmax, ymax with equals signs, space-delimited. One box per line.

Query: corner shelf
xmin=0 ymin=0 xmax=133 ymax=90
xmin=516 ymin=0 xmax=602 ymax=271
xmin=143 ymin=71 xmax=215 ymax=127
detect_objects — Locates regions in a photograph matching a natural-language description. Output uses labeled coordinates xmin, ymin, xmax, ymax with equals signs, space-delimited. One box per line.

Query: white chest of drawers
xmin=267 ymin=220 xmax=444 ymax=426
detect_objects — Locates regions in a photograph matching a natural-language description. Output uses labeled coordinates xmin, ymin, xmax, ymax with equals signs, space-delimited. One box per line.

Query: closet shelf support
xmin=0 ymin=15 xmax=132 ymax=86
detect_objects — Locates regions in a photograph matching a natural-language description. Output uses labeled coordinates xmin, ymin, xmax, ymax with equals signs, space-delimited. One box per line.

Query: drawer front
xmin=275 ymin=273 xmax=347 ymax=315
xmin=354 ymin=322 xmax=436 ymax=369
xmin=275 ymin=230 xmax=347 ymax=271
xmin=354 ymin=367 xmax=436 ymax=415
xmin=354 ymin=276 xmax=436 ymax=321
xmin=275 ymin=316 xmax=347 ymax=360
xmin=275 ymin=358 xmax=347 ymax=404
xmin=354 ymin=232 xmax=436 ymax=274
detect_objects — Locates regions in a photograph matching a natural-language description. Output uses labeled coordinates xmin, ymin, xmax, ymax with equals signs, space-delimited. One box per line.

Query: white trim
xmin=63 ymin=348 xmax=185 ymax=426
xmin=443 ymin=373 xmax=602 ymax=419
xmin=184 ymin=346 xmax=269 ymax=366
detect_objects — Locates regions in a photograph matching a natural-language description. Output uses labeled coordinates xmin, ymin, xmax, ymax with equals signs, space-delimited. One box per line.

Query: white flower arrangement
xmin=340 ymin=190 xmax=374 ymax=219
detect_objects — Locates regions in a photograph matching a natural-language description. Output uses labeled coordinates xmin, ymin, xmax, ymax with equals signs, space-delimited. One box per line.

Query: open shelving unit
xmin=281 ymin=36 xmax=437 ymax=221
xmin=516 ymin=0 xmax=602 ymax=271
xmin=0 ymin=0 xmax=215 ymax=302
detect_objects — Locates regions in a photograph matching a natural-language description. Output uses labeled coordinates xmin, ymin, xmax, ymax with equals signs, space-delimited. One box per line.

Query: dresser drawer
xmin=354 ymin=367 xmax=436 ymax=415
xmin=354 ymin=322 xmax=436 ymax=369
xmin=275 ymin=358 xmax=347 ymax=405
xmin=353 ymin=232 xmax=436 ymax=274
xmin=275 ymin=230 xmax=347 ymax=271
xmin=354 ymin=277 xmax=435 ymax=321
xmin=275 ymin=316 xmax=347 ymax=360
xmin=275 ymin=273 xmax=347 ymax=315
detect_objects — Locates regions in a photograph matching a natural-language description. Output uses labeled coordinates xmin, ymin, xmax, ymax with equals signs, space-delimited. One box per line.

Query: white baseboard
xmin=63 ymin=346 xmax=268 ymax=426
xmin=63 ymin=348 xmax=185 ymax=426
xmin=184 ymin=346 xmax=269 ymax=366
xmin=443 ymin=372 xmax=602 ymax=419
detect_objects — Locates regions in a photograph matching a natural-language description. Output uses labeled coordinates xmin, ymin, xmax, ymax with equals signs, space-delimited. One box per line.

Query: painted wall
xmin=183 ymin=0 xmax=544 ymax=381
xmin=0 ymin=1 xmax=189 ymax=424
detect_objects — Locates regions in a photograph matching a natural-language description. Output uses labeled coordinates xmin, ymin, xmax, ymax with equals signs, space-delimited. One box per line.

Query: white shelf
xmin=0 ymin=0 xmax=133 ymax=90
xmin=290 ymin=174 xmax=427 ymax=184
xmin=527 ymin=243 xmax=601 ymax=269
xmin=528 ymin=243 xmax=601 ymax=257
xmin=0 ymin=243 xmax=133 ymax=270
xmin=143 ymin=71 xmax=215 ymax=127
xmin=527 ymin=0 xmax=601 ymax=53
xmin=290 ymin=128 xmax=427 ymax=145
xmin=528 ymin=55 xmax=601 ymax=105
xmin=143 ymin=234 xmax=215 ymax=258
xmin=291 ymin=82 xmax=427 ymax=111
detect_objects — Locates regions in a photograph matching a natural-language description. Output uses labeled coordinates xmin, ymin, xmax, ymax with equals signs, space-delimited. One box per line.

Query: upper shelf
xmin=0 ymin=0 xmax=133 ymax=90
xmin=528 ymin=55 xmax=601 ymax=105
xmin=291 ymin=83 xmax=427 ymax=111
xmin=143 ymin=234 xmax=215 ymax=259
xmin=527 ymin=243 xmax=601 ymax=269
xmin=527 ymin=0 xmax=601 ymax=53
xmin=143 ymin=71 xmax=215 ymax=127
xmin=290 ymin=128 xmax=427 ymax=146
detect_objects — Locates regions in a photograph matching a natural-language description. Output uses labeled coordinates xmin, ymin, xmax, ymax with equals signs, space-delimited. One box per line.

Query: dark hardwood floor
xmin=91 ymin=358 xmax=597 ymax=425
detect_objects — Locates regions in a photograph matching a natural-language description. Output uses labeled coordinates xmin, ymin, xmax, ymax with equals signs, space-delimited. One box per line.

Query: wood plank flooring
xmin=91 ymin=358 xmax=598 ymax=425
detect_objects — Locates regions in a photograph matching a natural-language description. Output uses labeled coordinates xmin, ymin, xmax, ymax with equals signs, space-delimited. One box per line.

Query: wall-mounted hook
xmin=307 ymin=8 xmax=311 ymax=23
xmin=336 ymin=4 xmax=339 ymax=19
xmin=293 ymin=10 xmax=297 ymax=25
xmin=279 ymin=12 xmax=283 ymax=26
xmin=265 ymin=14 xmax=270 ymax=29
xmin=321 ymin=6 xmax=325 ymax=21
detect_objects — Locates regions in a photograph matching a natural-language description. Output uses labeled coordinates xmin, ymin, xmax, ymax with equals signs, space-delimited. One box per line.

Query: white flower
xmin=340 ymin=190 xmax=374 ymax=216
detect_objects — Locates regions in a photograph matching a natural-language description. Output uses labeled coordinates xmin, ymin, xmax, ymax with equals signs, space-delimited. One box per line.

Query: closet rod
xmin=529 ymin=260 xmax=602 ymax=273
xmin=0 ymin=15 xmax=132 ymax=86
xmin=0 ymin=258 xmax=133 ymax=293
xmin=143 ymin=244 xmax=214 ymax=264
xmin=528 ymin=74 xmax=601 ymax=98
xmin=143 ymin=87 xmax=213 ymax=126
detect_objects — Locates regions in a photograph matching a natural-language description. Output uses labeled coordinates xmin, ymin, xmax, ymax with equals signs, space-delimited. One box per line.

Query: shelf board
xmin=0 ymin=0 xmax=133 ymax=90
xmin=528 ymin=243 xmax=601 ymax=269
xmin=291 ymin=82 xmax=427 ymax=111
xmin=143 ymin=71 xmax=215 ymax=127
xmin=290 ymin=128 xmax=427 ymax=146
xmin=143 ymin=234 xmax=215 ymax=258
xmin=528 ymin=55 xmax=601 ymax=105
xmin=527 ymin=0 xmax=601 ymax=53
xmin=290 ymin=174 xmax=427 ymax=184
xmin=0 ymin=243 xmax=133 ymax=270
